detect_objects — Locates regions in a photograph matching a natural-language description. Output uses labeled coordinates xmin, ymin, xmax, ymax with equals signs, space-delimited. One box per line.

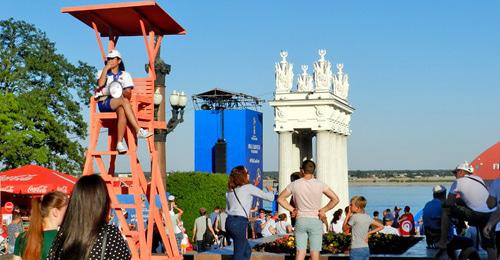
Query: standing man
xmin=278 ymin=160 xmax=340 ymax=260
xmin=7 ymin=212 xmax=23 ymax=254
xmin=215 ymin=208 xmax=229 ymax=246
xmin=192 ymin=208 xmax=217 ymax=253
xmin=209 ymin=206 xmax=220 ymax=229
xmin=438 ymin=162 xmax=496 ymax=260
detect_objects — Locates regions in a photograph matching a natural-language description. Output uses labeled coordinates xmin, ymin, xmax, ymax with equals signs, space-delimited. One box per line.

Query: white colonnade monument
xmin=270 ymin=50 xmax=354 ymax=218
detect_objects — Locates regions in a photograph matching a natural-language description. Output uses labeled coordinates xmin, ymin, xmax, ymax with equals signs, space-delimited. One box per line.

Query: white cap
xmin=454 ymin=161 xmax=473 ymax=174
xmin=107 ymin=49 xmax=122 ymax=59
xmin=432 ymin=185 xmax=446 ymax=194
xmin=168 ymin=195 xmax=175 ymax=201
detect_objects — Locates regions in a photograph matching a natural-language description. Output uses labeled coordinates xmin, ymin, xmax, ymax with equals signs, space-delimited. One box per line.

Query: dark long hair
xmin=24 ymin=191 xmax=68 ymax=259
xmin=55 ymin=174 xmax=110 ymax=259
xmin=227 ymin=165 xmax=250 ymax=191
xmin=331 ymin=209 xmax=343 ymax=224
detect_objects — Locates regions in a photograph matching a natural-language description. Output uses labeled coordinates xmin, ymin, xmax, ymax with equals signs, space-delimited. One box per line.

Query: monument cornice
xmin=269 ymin=94 xmax=354 ymax=114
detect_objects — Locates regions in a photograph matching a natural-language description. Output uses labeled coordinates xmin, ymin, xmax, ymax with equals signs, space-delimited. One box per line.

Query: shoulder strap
xmin=465 ymin=176 xmax=488 ymax=191
xmin=233 ymin=189 xmax=249 ymax=218
xmin=100 ymin=226 xmax=108 ymax=260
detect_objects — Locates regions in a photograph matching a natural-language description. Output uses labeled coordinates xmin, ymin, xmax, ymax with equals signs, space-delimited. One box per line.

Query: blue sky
xmin=2 ymin=1 xmax=499 ymax=171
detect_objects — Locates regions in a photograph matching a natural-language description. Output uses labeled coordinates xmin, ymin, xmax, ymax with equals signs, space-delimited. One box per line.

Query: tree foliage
xmin=0 ymin=18 xmax=96 ymax=174
xmin=167 ymin=172 xmax=228 ymax=235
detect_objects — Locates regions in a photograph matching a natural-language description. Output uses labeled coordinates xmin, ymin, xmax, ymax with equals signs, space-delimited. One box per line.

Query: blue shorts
xmin=98 ymin=97 xmax=114 ymax=112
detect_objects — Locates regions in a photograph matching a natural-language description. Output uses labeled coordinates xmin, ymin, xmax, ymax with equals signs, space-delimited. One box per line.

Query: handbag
xmin=202 ymin=217 xmax=215 ymax=249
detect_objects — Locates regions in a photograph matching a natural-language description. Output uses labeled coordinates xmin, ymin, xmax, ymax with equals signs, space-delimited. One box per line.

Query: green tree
xmin=0 ymin=18 xmax=95 ymax=174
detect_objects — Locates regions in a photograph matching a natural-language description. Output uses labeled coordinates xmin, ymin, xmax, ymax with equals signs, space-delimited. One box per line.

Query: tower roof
xmin=192 ymin=88 xmax=263 ymax=110
xmin=61 ymin=1 xmax=186 ymax=37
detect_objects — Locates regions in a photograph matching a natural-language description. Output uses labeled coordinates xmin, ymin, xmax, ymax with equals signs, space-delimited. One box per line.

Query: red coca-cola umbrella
xmin=0 ymin=165 xmax=77 ymax=195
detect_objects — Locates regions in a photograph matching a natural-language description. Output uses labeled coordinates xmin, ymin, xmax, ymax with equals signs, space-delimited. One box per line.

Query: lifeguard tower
xmin=62 ymin=2 xmax=185 ymax=259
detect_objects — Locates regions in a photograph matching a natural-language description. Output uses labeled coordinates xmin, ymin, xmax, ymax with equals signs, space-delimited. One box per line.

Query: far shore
xmin=348 ymin=176 xmax=455 ymax=186
xmin=349 ymin=180 xmax=453 ymax=186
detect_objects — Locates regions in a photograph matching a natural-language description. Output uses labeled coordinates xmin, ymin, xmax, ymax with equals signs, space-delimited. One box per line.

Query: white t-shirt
xmin=488 ymin=178 xmax=500 ymax=231
xmin=170 ymin=209 xmax=182 ymax=234
xmin=261 ymin=219 xmax=276 ymax=237
xmin=379 ymin=225 xmax=400 ymax=235
xmin=275 ymin=220 xmax=289 ymax=235
xmin=449 ymin=175 xmax=495 ymax=213
xmin=95 ymin=70 xmax=134 ymax=98
xmin=330 ymin=219 xmax=344 ymax=233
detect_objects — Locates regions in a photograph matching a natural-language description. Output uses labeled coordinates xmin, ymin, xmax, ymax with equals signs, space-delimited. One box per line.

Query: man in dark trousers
xmin=423 ymin=185 xmax=478 ymax=259
xmin=437 ymin=162 xmax=496 ymax=260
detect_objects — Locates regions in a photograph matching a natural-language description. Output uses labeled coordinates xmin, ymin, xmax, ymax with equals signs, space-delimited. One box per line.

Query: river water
xmin=349 ymin=183 xmax=452 ymax=217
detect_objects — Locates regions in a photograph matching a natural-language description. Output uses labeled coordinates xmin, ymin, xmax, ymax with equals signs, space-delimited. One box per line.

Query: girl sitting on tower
xmin=95 ymin=49 xmax=152 ymax=153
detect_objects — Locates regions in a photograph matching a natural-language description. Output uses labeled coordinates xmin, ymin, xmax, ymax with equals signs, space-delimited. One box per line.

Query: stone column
xmin=292 ymin=132 xmax=301 ymax=172
xmin=278 ymin=131 xmax=294 ymax=213
xmin=337 ymin=134 xmax=349 ymax=209
xmin=330 ymin=133 xmax=340 ymax=209
xmin=315 ymin=130 xmax=333 ymax=214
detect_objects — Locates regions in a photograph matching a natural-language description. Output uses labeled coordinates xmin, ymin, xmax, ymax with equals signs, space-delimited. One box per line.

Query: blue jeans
xmin=350 ymin=247 xmax=370 ymax=260
xmin=175 ymin=232 xmax=183 ymax=253
xmin=226 ymin=215 xmax=251 ymax=260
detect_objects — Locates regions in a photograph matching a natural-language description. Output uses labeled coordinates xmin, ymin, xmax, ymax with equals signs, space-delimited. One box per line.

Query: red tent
xmin=0 ymin=165 xmax=77 ymax=195
xmin=470 ymin=142 xmax=500 ymax=181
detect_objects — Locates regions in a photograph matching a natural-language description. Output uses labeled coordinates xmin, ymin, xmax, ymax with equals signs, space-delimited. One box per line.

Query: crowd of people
xmin=2 ymin=160 xmax=499 ymax=260
xmin=217 ymin=160 xmax=499 ymax=260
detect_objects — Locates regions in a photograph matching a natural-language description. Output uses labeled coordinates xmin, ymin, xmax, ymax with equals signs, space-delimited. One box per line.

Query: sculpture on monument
xmin=313 ymin=49 xmax=333 ymax=92
xmin=297 ymin=65 xmax=314 ymax=92
xmin=275 ymin=51 xmax=294 ymax=93
xmin=332 ymin=63 xmax=350 ymax=100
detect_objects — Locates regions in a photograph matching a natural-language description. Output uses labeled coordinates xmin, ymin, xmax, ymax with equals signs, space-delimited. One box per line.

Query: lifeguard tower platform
xmin=62 ymin=2 xmax=185 ymax=259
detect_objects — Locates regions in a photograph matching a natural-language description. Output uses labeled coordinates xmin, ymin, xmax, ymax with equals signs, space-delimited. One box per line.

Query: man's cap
xmin=432 ymin=185 xmax=447 ymax=194
xmin=454 ymin=161 xmax=473 ymax=174
xmin=168 ymin=195 xmax=175 ymax=201
xmin=107 ymin=49 xmax=122 ymax=59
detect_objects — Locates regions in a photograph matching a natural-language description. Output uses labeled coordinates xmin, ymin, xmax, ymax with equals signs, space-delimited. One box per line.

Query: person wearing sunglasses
xmin=95 ymin=49 xmax=152 ymax=153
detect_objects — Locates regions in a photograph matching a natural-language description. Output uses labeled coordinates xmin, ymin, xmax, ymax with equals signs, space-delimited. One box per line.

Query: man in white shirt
xmin=438 ymin=162 xmax=496 ymax=260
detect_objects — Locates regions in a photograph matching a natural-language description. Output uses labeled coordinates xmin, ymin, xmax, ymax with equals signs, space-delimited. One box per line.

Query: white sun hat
xmin=107 ymin=49 xmax=122 ymax=59
xmin=454 ymin=161 xmax=473 ymax=174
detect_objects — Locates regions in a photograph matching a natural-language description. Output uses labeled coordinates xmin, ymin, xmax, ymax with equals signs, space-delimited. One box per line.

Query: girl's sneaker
xmin=116 ymin=142 xmax=127 ymax=153
xmin=137 ymin=128 xmax=153 ymax=138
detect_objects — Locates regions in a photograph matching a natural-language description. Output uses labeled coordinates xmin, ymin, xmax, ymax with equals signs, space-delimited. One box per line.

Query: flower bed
xmin=253 ymin=233 xmax=422 ymax=255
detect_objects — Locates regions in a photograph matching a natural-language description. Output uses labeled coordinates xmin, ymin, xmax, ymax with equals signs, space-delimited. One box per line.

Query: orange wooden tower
xmin=62 ymin=2 xmax=185 ymax=259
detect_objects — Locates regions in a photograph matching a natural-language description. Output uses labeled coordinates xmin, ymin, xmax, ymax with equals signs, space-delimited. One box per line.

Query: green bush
xmin=167 ymin=172 xmax=228 ymax=236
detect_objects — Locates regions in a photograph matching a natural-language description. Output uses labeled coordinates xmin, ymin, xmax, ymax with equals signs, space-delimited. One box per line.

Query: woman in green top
xmin=14 ymin=191 xmax=68 ymax=260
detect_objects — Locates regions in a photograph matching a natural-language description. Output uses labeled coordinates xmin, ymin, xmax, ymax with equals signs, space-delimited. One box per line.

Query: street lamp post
xmin=166 ymin=90 xmax=187 ymax=134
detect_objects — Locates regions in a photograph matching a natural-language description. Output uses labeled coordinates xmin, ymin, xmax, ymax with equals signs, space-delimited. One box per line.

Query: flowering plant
xmin=254 ymin=232 xmax=422 ymax=255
